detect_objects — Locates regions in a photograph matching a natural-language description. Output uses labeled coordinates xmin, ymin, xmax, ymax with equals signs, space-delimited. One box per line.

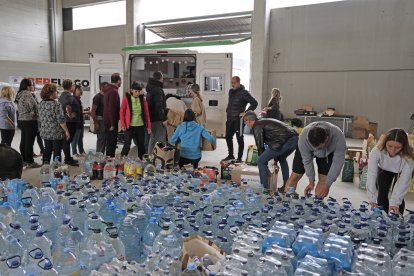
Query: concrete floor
xmin=12 ymin=128 xmax=414 ymax=211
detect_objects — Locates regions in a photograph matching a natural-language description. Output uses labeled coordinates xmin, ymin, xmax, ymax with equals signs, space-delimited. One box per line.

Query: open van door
xmin=196 ymin=53 xmax=232 ymax=137
xmin=89 ymin=53 xmax=124 ymax=132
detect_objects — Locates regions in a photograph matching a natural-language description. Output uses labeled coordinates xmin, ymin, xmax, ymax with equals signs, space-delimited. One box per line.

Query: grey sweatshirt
xmin=298 ymin=121 xmax=346 ymax=185
xmin=366 ymin=147 xmax=414 ymax=207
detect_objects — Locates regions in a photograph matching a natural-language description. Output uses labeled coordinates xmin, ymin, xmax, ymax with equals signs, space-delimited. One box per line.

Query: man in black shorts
xmin=283 ymin=121 xmax=346 ymax=198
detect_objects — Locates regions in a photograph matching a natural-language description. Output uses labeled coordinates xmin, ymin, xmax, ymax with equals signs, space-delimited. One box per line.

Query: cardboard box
xmin=408 ymin=134 xmax=414 ymax=149
xmin=353 ymin=116 xmax=370 ymax=129
xmin=303 ymin=104 xmax=313 ymax=112
xmin=352 ymin=116 xmax=370 ymax=139
xmin=181 ymin=235 xmax=225 ymax=274
xmin=231 ymin=163 xmax=277 ymax=193
xmin=368 ymin=122 xmax=378 ymax=138
xmin=202 ymin=129 xmax=216 ymax=151
xmin=352 ymin=128 xmax=367 ymax=139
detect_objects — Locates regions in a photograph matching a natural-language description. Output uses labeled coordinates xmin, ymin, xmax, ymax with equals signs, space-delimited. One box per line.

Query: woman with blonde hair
xmin=190 ymin=84 xmax=206 ymax=126
xmin=263 ymin=88 xmax=282 ymax=120
xmin=0 ymin=86 xmax=17 ymax=146
xmin=367 ymin=128 xmax=414 ymax=214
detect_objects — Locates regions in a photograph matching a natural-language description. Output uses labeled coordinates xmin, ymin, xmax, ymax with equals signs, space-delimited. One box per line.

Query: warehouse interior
xmin=0 ymin=0 xmax=414 ymax=274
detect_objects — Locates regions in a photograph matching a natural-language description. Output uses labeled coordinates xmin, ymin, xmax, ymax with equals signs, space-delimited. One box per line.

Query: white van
xmin=89 ymin=50 xmax=232 ymax=137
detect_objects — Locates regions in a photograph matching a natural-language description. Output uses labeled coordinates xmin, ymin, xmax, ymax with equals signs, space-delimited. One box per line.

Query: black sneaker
xmin=27 ymin=161 xmax=42 ymax=168
xmin=222 ymin=155 xmax=235 ymax=162
xmin=236 ymin=158 xmax=243 ymax=163
xmin=65 ymin=159 xmax=79 ymax=166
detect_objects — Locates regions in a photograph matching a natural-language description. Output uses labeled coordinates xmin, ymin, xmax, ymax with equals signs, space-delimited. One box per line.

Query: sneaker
xmin=222 ymin=155 xmax=235 ymax=162
xmin=236 ymin=158 xmax=243 ymax=163
xmin=27 ymin=162 xmax=42 ymax=169
xmin=278 ymin=186 xmax=286 ymax=194
xmin=65 ymin=159 xmax=79 ymax=166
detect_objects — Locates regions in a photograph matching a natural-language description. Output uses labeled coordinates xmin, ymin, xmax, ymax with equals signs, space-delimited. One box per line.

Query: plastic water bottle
xmin=143 ymin=217 xmax=158 ymax=258
xmin=30 ymin=230 xmax=52 ymax=258
xmin=4 ymin=235 xmax=23 ymax=259
xmin=40 ymin=164 xmax=51 ymax=186
xmin=99 ymin=199 xmax=117 ymax=224
xmin=0 ymin=202 xmax=15 ymax=225
xmin=22 ymin=185 xmax=40 ymax=209
xmin=106 ymin=227 xmax=126 ymax=261
xmin=25 ymin=247 xmax=45 ymax=274
xmin=4 ymin=255 xmax=26 ymax=276
xmin=119 ymin=216 xmax=142 ymax=262
xmin=67 ymin=226 xmax=84 ymax=257
xmin=39 ymin=206 xmax=58 ymax=247
xmin=8 ymin=222 xmax=27 ymax=248
xmin=37 ymin=258 xmax=59 ymax=276
xmin=72 ymin=203 xmax=88 ymax=230
xmin=103 ymin=159 xmax=116 ymax=180
xmin=181 ymin=262 xmax=201 ymax=276
xmin=54 ymin=247 xmax=81 ymax=275
xmin=84 ymin=212 xmax=103 ymax=238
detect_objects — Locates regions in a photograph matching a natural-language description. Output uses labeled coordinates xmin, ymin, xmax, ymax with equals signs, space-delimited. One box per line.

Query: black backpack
xmin=0 ymin=143 xmax=23 ymax=179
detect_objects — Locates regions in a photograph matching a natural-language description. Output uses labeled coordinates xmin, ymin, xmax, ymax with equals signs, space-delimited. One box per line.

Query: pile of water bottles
xmin=1 ymin=163 xmax=414 ymax=275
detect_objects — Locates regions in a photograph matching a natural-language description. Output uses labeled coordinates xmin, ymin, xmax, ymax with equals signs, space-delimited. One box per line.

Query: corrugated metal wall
xmin=267 ymin=0 xmax=414 ymax=134
xmin=0 ymin=0 xmax=50 ymax=61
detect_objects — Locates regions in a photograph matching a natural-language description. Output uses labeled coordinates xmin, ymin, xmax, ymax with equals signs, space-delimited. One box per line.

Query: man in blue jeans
xmin=243 ymin=111 xmax=298 ymax=190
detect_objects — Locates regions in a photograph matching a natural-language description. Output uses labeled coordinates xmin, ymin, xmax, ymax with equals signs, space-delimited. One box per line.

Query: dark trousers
xmin=1 ymin=129 xmax=15 ymax=146
xmin=225 ymin=118 xmax=244 ymax=160
xmin=96 ymin=119 xmax=106 ymax=154
xmin=257 ymin=135 xmax=298 ymax=189
xmin=36 ymin=131 xmax=44 ymax=152
xmin=377 ymin=167 xmax=405 ymax=214
xmin=19 ymin=120 xmax=37 ymax=163
xmin=105 ymin=124 xmax=118 ymax=157
xmin=43 ymin=139 xmax=63 ymax=164
xmin=62 ymin=122 xmax=77 ymax=162
xmin=179 ymin=156 xmax=201 ymax=169
xmin=121 ymin=126 xmax=145 ymax=159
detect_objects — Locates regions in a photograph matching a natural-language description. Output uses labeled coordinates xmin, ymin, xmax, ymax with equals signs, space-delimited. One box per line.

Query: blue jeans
xmin=71 ymin=127 xmax=85 ymax=155
xmin=258 ymin=135 xmax=298 ymax=189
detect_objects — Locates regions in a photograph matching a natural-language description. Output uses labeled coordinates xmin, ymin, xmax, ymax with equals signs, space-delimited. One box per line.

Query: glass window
xmin=73 ymin=1 xmax=126 ymax=30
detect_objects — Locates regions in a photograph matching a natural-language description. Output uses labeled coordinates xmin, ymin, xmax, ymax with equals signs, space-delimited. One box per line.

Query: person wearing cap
xmin=284 ymin=121 xmax=346 ymax=198
xmin=243 ymin=111 xmax=298 ymax=190
xmin=119 ymin=82 xmax=151 ymax=159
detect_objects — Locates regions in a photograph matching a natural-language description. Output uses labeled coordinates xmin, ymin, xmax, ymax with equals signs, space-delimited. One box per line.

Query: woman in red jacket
xmin=120 ymin=82 xmax=151 ymax=159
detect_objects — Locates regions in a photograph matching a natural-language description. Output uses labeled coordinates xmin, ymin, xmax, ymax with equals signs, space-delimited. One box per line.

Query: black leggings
xmin=179 ymin=157 xmax=201 ymax=169
xmin=377 ymin=167 xmax=405 ymax=214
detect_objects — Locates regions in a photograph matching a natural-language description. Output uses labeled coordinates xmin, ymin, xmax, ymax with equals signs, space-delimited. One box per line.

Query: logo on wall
xmin=8 ymin=76 xmax=90 ymax=91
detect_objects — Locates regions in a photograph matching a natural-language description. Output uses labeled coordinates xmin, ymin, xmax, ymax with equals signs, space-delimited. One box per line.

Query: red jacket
xmin=120 ymin=93 xmax=151 ymax=130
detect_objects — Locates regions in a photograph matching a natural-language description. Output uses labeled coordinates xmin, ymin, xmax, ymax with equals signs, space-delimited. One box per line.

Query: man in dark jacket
xmin=243 ymin=111 xmax=298 ymax=190
xmin=223 ymin=76 xmax=258 ymax=162
xmin=146 ymin=71 xmax=167 ymax=154
xmin=58 ymin=79 xmax=79 ymax=166
xmin=103 ymin=73 xmax=121 ymax=157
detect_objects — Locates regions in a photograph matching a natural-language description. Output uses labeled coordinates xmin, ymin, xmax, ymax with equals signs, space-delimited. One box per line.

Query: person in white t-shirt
xmin=367 ymin=128 xmax=414 ymax=215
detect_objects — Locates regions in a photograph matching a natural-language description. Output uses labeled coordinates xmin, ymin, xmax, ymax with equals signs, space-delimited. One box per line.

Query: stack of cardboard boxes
xmin=352 ymin=116 xmax=378 ymax=139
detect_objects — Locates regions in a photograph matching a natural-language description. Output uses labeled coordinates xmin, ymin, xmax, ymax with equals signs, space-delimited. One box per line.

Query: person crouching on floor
xmin=171 ymin=109 xmax=215 ymax=169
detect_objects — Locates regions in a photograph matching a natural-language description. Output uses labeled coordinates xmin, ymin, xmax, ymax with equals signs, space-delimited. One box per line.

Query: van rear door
xmin=89 ymin=53 xmax=124 ymax=132
xmin=196 ymin=53 xmax=232 ymax=137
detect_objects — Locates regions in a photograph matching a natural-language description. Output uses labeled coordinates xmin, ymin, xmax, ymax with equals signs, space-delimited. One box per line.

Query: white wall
xmin=63 ymin=25 xmax=126 ymax=63
xmin=0 ymin=0 xmax=50 ymax=61
xmin=267 ymin=0 xmax=414 ymax=134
